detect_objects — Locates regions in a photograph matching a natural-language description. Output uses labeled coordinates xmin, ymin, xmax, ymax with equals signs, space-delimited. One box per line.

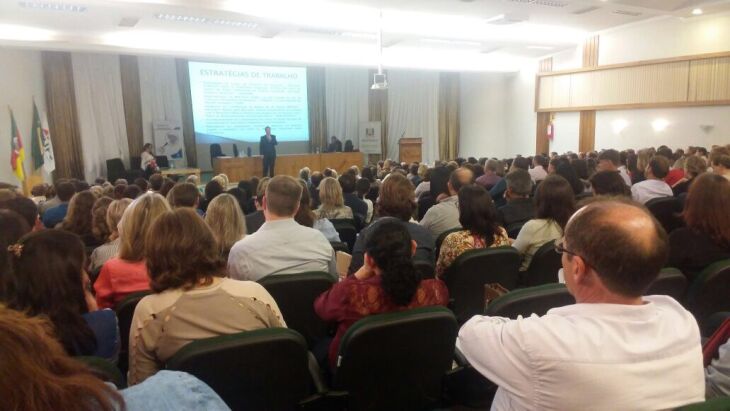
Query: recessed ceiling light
xmin=18 ymin=1 xmax=87 ymax=12
xmin=527 ymin=45 xmax=554 ymax=50
xmin=692 ymin=8 xmax=703 ymax=15
xmin=154 ymin=13 xmax=258 ymax=29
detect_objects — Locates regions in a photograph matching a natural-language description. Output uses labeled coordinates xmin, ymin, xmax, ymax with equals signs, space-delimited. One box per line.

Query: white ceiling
xmin=0 ymin=0 xmax=728 ymax=71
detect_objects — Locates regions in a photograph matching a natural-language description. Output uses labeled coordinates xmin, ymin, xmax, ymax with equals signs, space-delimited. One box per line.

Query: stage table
xmin=213 ymin=152 xmax=365 ymax=181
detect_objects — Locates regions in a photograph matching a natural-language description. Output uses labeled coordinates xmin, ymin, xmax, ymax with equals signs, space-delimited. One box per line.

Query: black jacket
xmin=260 ymin=135 xmax=278 ymax=157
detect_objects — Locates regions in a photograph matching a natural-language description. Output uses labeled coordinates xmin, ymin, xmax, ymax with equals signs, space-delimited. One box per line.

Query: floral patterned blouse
xmin=435 ymin=228 xmax=511 ymax=278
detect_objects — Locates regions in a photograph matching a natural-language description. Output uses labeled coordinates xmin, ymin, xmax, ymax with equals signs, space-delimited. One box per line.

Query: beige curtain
xmin=175 ymin=59 xmax=197 ymax=167
xmin=438 ymin=72 xmax=460 ymax=161
xmin=119 ymin=55 xmax=144 ymax=160
xmin=368 ymin=69 xmax=388 ymax=162
xmin=42 ymin=51 xmax=85 ymax=180
xmin=307 ymin=66 xmax=328 ymax=152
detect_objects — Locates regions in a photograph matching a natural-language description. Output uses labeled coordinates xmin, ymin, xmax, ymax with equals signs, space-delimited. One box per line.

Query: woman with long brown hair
xmin=669 ymin=173 xmax=730 ymax=280
xmin=60 ymin=190 xmax=100 ymax=247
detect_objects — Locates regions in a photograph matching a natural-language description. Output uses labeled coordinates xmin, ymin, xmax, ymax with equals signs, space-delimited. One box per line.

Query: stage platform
xmin=213 ymin=152 xmax=365 ymax=181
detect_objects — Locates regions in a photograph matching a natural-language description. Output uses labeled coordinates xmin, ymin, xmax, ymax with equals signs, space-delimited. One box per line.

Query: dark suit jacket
xmin=343 ymin=192 xmax=368 ymax=220
xmin=327 ymin=140 xmax=343 ymax=152
xmin=245 ymin=210 xmax=265 ymax=234
xmin=497 ymin=198 xmax=535 ymax=229
xmin=260 ymin=135 xmax=278 ymax=158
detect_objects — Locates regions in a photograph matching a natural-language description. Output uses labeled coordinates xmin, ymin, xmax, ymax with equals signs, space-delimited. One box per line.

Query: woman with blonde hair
xmin=94 ymin=193 xmax=170 ymax=309
xmin=314 ymin=177 xmax=353 ymax=220
xmin=89 ymin=198 xmax=132 ymax=272
xmin=205 ymin=193 xmax=246 ymax=258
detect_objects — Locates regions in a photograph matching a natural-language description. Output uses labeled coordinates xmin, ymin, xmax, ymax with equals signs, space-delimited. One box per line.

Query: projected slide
xmin=189 ymin=62 xmax=309 ymax=144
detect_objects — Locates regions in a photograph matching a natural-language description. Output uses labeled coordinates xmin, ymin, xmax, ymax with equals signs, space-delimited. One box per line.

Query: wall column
xmin=578 ymin=35 xmax=599 ymax=153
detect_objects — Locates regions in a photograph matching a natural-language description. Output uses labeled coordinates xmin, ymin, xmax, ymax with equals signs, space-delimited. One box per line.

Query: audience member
xmin=310 ymin=171 xmax=324 ymax=209
xmin=491 ymin=157 xmax=529 ymax=207
xmin=315 ymin=221 xmax=448 ymax=369
xmin=355 ymin=178 xmax=374 ymax=224
xmin=133 ymin=178 xmax=149 ymax=192
xmin=39 ymin=179 xmax=66 ymax=215
xmin=633 ymin=148 xmax=653 ymax=184
xmin=94 ymin=193 xmax=171 ymax=309
xmin=158 ymin=178 xmax=175 ymax=198
xmin=235 ymin=180 xmax=257 ymax=214
xmin=129 ymin=208 xmax=284 ymax=385
xmin=339 ymin=173 xmax=367 ymax=221
xmin=29 ymin=183 xmax=47 ymax=205
xmin=589 ymin=170 xmax=631 ymax=197
xmin=711 ymin=148 xmax=730 ymax=180
xmin=420 ymin=167 xmax=473 ymax=240
xmin=166 ymin=182 xmax=200 ymax=210
xmin=597 ymin=149 xmax=631 ymax=186
xmin=435 ymin=185 xmax=509 ymax=278
xmin=315 ymin=177 xmax=354 ymax=220
xmin=497 ymin=169 xmax=534 ymax=231
xmin=42 ymin=181 xmax=75 ymax=228
xmin=0 ymin=210 xmax=31 ymax=294
xmin=665 ymin=156 xmax=686 ymax=187
xmin=673 ymin=155 xmax=707 ymax=196
xmin=113 ymin=183 xmax=127 ymax=200
xmin=200 ymin=180 xmax=224 ymax=212
xmin=706 ymin=328 xmax=730 ymax=399
xmin=245 ymin=177 xmax=270 ymax=234
xmin=631 ymin=155 xmax=673 ymax=204
xmin=457 ymin=200 xmax=703 ymax=410
xmin=513 ymin=175 xmax=576 ymax=271
xmin=228 ymin=175 xmax=337 ymax=281
xmin=668 ymin=173 xmax=730 ymax=280
xmin=4 ymin=230 xmax=119 ymax=360
xmin=90 ymin=196 xmax=113 ymax=245
xmin=349 ymin=173 xmax=434 ymax=275
xmin=414 ymin=168 xmax=432 ymax=198
xmin=0 ymin=195 xmax=40 ymax=230
xmin=122 ymin=184 xmax=142 ymax=200
xmin=148 ymin=174 xmax=164 ymax=192
xmin=60 ymin=191 xmax=100 ymax=247
xmin=205 ymin=193 xmax=246 ymax=259
xmin=556 ymin=163 xmax=585 ymax=195
xmin=294 ymin=179 xmax=340 ymax=242
xmin=407 ymin=163 xmax=421 ymax=187
xmin=89 ymin=198 xmax=131 ymax=273
xmin=528 ymin=155 xmax=548 ymax=183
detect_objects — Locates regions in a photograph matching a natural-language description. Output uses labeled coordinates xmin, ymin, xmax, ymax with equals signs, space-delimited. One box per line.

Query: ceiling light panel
xmin=18 ymin=1 xmax=87 ymax=12
xmin=154 ymin=13 xmax=258 ymax=29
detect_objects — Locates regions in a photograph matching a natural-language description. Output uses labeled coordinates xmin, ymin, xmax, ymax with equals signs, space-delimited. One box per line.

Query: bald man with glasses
xmin=457 ymin=200 xmax=704 ymax=411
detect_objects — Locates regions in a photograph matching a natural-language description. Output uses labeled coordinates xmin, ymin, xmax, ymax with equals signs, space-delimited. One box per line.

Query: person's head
xmin=360 ymin=167 xmax=374 ymax=182
xmin=133 ymin=178 xmax=149 ymax=192
xmin=657 ymin=146 xmax=673 ymax=160
xmin=60 ymin=191 xmax=97 ymax=236
xmin=148 ymin=174 xmax=164 ymax=192
xmin=504 ymin=169 xmax=532 ymax=199
xmin=408 ymin=163 xmax=419 ymax=176
xmin=57 ymin=181 xmax=75 ymax=202
xmin=146 ymin=208 xmax=225 ymax=293
xmin=0 ymin=209 xmax=30 ymax=250
xmin=556 ymin=163 xmax=584 ymax=195
xmin=448 ymin=167 xmax=474 ymax=196
xmin=4 ymin=230 xmax=97 ymax=356
xmin=684 ymin=173 xmax=730 ymax=248
xmin=637 ymin=149 xmax=653 ymax=173
xmin=123 ymin=184 xmax=141 ymax=199
xmin=561 ymin=200 xmax=668 ymax=301
xmin=429 ymin=166 xmax=451 ymax=197
xmin=533 ymin=155 xmax=548 ymax=171
xmin=204 ymin=180 xmax=224 ymax=202
xmin=484 ymin=159 xmax=501 ymax=176
xmin=310 ymin=172 xmax=324 ymax=189
xmin=511 ymin=157 xmax=530 ymax=172
xmin=0 ymin=307 xmax=123 ymax=411
xmin=118 ymin=192 xmax=171 ymax=261
xmin=167 ymin=183 xmax=200 ymax=208
xmin=159 ymin=178 xmax=176 ymax=198
xmin=684 ymin=155 xmax=707 ymax=179
xmin=363 ymin=221 xmax=420 ymax=306
xmin=113 ymin=184 xmax=126 ymax=200
xmin=645 ymin=155 xmax=670 ymax=179
xmin=597 ymin=149 xmax=620 ymax=171
xmin=536 ymin=175 xmax=576 ymax=230
xmin=205 ymin=193 xmax=246 ymax=257
xmin=377 ymin=173 xmax=416 ymax=221
xmin=294 ymin=179 xmax=316 ymax=228
xmin=299 ymin=167 xmax=311 ymax=182
xmin=355 ymin=178 xmax=371 ymax=199
xmin=589 ymin=171 xmax=631 ymax=197
xmin=213 ymin=174 xmax=229 ymax=189
xmin=105 ymin=198 xmax=131 ymax=239
xmin=264 ymin=175 xmax=302 ymax=218
xmin=571 ymin=159 xmax=589 ymax=180
xmin=0 ymin=196 xmax=38 ymax=229
xmin=254 ymin=177 xmax=271 ymax=208
xmin=186 ymin=174 xmax=199 ymax=186
xmin=344 ymin=140 xmax=354 ymax=151
xmin=319 ymin=177 xmax=344 ymax=209
xmin=264 ymin=126 xmax=271 ymax=135
xmin=91 ymin=197 xmax=113 ymax=242
xmin=711 ymin=148 xmax=730 ymax=175
xmin=417 ymin=164 xmax=428 ymax=178
xmin=331 ymin=135 xmax=338 ymax=143
xmin=338 ymin=173 xmax=357 ymax=194
xmin=143 ymin=142 xmax=153 ymax=153
xmin=457 ymin=185 xmax=500 ymax=244
xmin=113 ymin=178 xmax=127 ymax=186
xmin=30 ymin=183 xmax=47 ymax=197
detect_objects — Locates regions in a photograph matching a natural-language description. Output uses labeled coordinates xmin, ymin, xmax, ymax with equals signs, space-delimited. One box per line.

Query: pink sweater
xmin=94 ymin=258 xmax=150 ymax=309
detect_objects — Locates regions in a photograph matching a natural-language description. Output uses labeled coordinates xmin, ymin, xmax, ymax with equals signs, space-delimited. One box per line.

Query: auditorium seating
xmin=443 ymin=247 xmax=521 ymax=324
xmin=166 ymin=328 xmax=322 ymax=410
xmin=330 ymin=241 xmax=349 ymax=253
xmin=330 ymin=306 xmax=458 ymax=411
xmin=329 ymin=218 xmax=357 ymax=252
xmin=676 ymin=396 xmax=730 ymax=410
xmin=645 ymin=196 xmax=684 ymax=234
xmin=521 ymin=240 xmax=562 ymax=287
xmin=687 ymin=259 xmax=730 ymax=327
xmin=257 ymin=272 xmax=335 ymax=348
xmin=485 ymin=283 xmax=575 ymax=319
xmin=76 ymin=356 xmax=127 ymax=389
xmin=646 ymin=267 xmax=688 ymax=302
xmin=414 ymin=260 xmax=436 ymax=279
xmin=114 ymin=290 xmax=153 ymax=375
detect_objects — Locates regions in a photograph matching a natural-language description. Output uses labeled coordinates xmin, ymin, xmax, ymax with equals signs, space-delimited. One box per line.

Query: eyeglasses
xmin=555 ymin=238 xmax=593 ymax=268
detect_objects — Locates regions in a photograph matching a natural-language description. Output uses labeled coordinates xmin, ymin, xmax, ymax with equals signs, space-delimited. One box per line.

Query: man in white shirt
xmin=597 ymin=149 xmax=631 ymax=186
xmin=457 ymin=200 xmax=704 ymax=411
xmin=420 ymin=167 xmax=473 ymax=241
xmin=527 ymin=155 xmax=548 ymax=183
xmin=631 ymin=155 xmax=673 ymax=204
xmin=227 ymin=175 xmax=337 ymax=281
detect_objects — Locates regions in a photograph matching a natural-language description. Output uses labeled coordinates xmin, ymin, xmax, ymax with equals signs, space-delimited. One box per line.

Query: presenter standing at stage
xmin=260 ymin=126 xmax=277 ymax=177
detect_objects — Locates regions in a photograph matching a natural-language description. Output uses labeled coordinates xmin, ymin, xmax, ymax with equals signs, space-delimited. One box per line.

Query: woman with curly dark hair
xmin=315 ymin=221 xmax=448 ymax=369
xmin=128 ymin=207 xmax=285 ymax=385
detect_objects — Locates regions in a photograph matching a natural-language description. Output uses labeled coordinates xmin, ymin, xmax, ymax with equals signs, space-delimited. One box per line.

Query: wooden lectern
xmin=399 ymin=138 xmax=422 ymax=163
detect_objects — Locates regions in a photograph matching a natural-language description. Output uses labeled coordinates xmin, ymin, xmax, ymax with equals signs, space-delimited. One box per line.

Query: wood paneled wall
xmin=579 ymin=36 xmax=599 ymax=152
xmin=535 ymin=57 xmax=553 ymax=155
xmin=42 ymin=51 xmax=84 ymax=180
xmin=119 ymin=55 xmax=144 ymax=159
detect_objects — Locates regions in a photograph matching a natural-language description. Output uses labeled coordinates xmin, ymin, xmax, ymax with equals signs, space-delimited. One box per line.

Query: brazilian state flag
xmin=9 ymin=108 xmax=24 ymax=182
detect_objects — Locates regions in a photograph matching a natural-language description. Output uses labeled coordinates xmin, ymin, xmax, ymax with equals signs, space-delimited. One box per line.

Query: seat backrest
xmin=330 ymin=219 xmax=357 ymax=252
xmin=258 ymin=272 xmax=335 ymax=347
xmin=210 ymin=143 xmax=223 ymax=159
xmin=675 ymin=396 xmax=730 ymax=410
xmin=687 ymin=259 xmax=730 ymax=325
xmin=334 ymin=307 xmax=458 ymax=411
xmin=485 ymin=283 xmax=575 ymax=319
xmin=114 ymin=290 xmax=152 ymax=374
xmin=414 ymin=260 xmax=436 ymax=279
xmin=646 ymin=196 xmax=683 ymax=234
xmin=75 ymin=356 xmax=126 ymax=389
xmin=166 ymin=328 xmax=311 ymax=411
xmin=524 ymin=240 xmax=562 ymax=287
xmin=232 ymin=143 xmax=239 ymax=157
xmin=645 ymin=267 xmax=688 ymax=302
xmin=444 ymin=247 xmax=521 ymax=324
xmin=330 ymin=241 xmax=349 ymax=253
xmin=106 ymin=158 xmax=126 ymax=182
xmin=435 ymin=227 xmax=462 ymax=258
xmin=155 ymin=155 xmax=169 ymax=168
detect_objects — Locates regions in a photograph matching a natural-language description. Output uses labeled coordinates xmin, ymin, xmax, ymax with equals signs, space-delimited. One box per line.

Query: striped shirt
xmin=89 ymin=238 xmax=120 ymax=272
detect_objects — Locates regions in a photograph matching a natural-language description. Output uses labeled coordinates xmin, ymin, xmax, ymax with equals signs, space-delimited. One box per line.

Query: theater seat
xmin=330 ymin=241 xmax=349 ymax=253
xmin=414 ymin=260 xmax=436 ymax=279
xmin=646 ymin=196 xmax=683 ymax=234
xmin=330 ymin=219 xmax=357 ymax=252
xmin=443 ymin=246 xmax=521 ymax=324
xmin=645 ymin=267 xmax=688 ymax=302
xmin=485 ymin=283 xmax=575 ymax=319
xmin=687 ymin=259 xmax=730 ymax=327
xmin=522 ymin=240 xmax=562 ymax=287
xmin=331 ymin=306 xmax=458 ymax=411
xmin=76 ymin=356 xmax=126 ymax=389
xmin=258 ymin=272 xmax=335 ymax=348
xmin=114 ymin=290 xmax=153 ymax=375
xmin=675 ymin=396 xmax=730 ymax=410
xmin=166 ymin=328 xmax=320 ymax=410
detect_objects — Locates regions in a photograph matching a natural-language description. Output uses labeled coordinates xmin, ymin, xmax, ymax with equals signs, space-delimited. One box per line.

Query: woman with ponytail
xmin=314 ymin=221 xmax=448 ymax=370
